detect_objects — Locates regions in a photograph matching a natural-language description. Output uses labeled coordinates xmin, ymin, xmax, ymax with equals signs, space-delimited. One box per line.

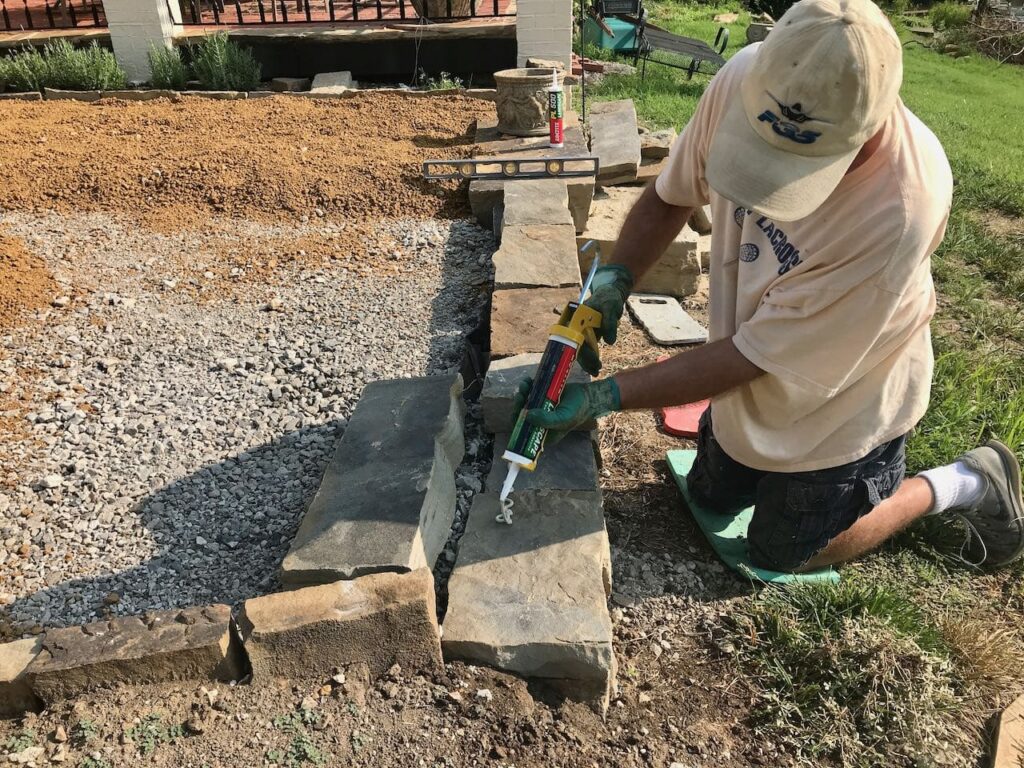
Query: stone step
xmin=579 ymin=186 xmax=705 ymax=298
xmin=0 ymin=638 xmax=42 ymax=717
xmin=486 ymin=431 xmax=599 ymax=493
xmin=238 ymin=568 xmax=442 ymax=682
xmin=469 ymin=117 xmax=595 ymax=235
xmin=442 ymin=491 xmax=615 ymax=713
xmin=25 ymin=605 xmax=245 ymax=704
xmin=480 ymin=352 xmax=590 ymax=434
xmin=493 ymin=223 xmax=581 ymax=290
xmin=281 ymin=374 xmax=465 ymax=585
xmin=589 ymin=100 xmax=641 ymax=186
xmin=490 ymin=287 xmax=580 ymax=359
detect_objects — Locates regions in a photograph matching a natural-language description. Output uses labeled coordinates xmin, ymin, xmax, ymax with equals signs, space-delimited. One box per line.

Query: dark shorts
xmin=686 ymin=409 xmax=908 ymax=572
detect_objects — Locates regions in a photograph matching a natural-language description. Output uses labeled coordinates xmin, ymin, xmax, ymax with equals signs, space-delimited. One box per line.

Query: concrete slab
xmin=311 ymin=70 xmax=355 ymax=94
xmin=281 ymin=375 xmax=464 ymax=585
xmin=641 ymin=128 xmax=676 ymax=159
xmin=26 ymin=606 xmax=244 ymax=703
xmin=442 ymin=492 xmax=615 ymax=713
xmin=481 ymin=352 xmax=590 ymax=433
xmin=493 ymin=224 xmax=582 ymax=290
xmin=238 ymin=569 xmax=442 ymax=681
xmin=0 ymin=637 xmax=42 ymax=718
xmin=589 ymin=100 xmax=641 ymax=186
xmin=579 ymin=187 xmax=702 ymax=297
xmin=490 ymin=288 xmax=580 ymax=359
xmin=486 ymin=431 xmax=599 ymax=493
xmin=627 ymin=294 xmax=709 ymax=345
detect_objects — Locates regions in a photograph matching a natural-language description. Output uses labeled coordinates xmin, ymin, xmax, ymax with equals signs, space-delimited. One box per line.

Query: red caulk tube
xmin=548 ymin=68 xmax=564 ymax=149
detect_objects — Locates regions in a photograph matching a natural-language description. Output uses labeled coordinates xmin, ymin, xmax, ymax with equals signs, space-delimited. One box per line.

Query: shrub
xmin=190 ymin=33 xmax=261 ymax=91
xmin=148 ymin=44 xmax=189 ymax=90
xmin=931 ymin=1 xmax=972 ymax=30
xmin=744 ymin=0 xmax=796 ymax=22
xmin=0 ymin=41 xmax=125 ymax=92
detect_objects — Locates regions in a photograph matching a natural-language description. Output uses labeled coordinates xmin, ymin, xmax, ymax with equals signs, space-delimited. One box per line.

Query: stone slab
xmin=627 ymin=294 xmax=709 ymax=345
xmin=311 ymin=70 xmax=354 ymax=94
xmin=481 ymin=352 xmax=591 ymax=433
xmin=631 ymin=157 xmax=667 ymax=186
xmin=101 ymin=89 xmax=177 ymax=101
xmin=579 ymin=186 xmax=702 ymax=298
xmin=0 ymin=638 xmax=42 ymax=718
xmin=281 ymin=374 xmax=465 ymax=585
xmin=0 ymin=92 xmax=42 ymax=101
xmin=641 ymin=128 xmax=676 ymax=159
xmin=500 ymin=179 xmax=574 ymax=229
xmin=43 ymin=88 xmax=101 ymax=101
xmin=490 ymin=288 xmax=580 ymax=359
xmin=589 ymin=100 xmax=641 ymax=186
xmin=442 ymin=492 xmax=615 ymax=712
xmin=470 ymin=117 xmax=595 ymax=234
xmin=493 ymin=224 xmax=582 ymax=290
xmin=179 ymin=90 xmax=247 ymax=100
xmin=26 ymin=605 xmax=244 ymax=703
xmin=270 ymin=76 xmax=311 ymax=92
xmin=486 ymin=431 xmax=599 ymax=493
xmin=238 ymin=568 xmax=442 ymax=681
xmin=995 ymin=692 xmax=1024 ymax=768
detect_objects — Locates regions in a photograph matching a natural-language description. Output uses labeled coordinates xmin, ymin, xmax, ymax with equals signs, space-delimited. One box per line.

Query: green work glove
xmin=576 ymin=264 xmax=634 ymax=376
xmin=510 ymin=377 xmax=622 ymax=445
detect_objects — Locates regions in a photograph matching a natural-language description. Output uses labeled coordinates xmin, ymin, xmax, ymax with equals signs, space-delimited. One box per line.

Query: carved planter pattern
xmin=494 ymin=67 xmax=559 ymax=137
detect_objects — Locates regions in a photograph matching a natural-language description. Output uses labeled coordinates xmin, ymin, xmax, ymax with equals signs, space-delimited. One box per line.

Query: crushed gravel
xmin=0 ymin=210 xmax=495 ymax=633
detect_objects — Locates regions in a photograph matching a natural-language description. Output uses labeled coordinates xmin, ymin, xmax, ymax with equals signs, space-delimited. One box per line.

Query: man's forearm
xmin=609 ymin=184 xmax=692 ymax=282
xmin=613 ymin=337 xmax=764 ymax=410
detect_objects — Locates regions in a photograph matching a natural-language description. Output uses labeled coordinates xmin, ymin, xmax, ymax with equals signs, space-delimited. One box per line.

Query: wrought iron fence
xmin=0 ymin=0 xmax=105 ymax=30
xmin=169 ymin=0 xmax=514 ymax=25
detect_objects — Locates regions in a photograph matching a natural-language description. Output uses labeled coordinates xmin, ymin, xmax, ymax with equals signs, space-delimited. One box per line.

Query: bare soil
xmin=0 ymin=232 xmax=56 ymax=331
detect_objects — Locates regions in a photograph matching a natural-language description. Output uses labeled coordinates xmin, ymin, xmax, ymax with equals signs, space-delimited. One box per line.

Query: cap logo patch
xmin=757 ymin=93 xmax=824 ymax=144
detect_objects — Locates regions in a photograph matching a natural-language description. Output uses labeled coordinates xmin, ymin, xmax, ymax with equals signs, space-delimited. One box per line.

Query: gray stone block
xmin=0 ymin=637 xmax=42 ymax=718
xmin=501 ymin=179 xmax=574 ymax=228
xmin=493 ymin=224 xmax=581 ymax=290
xmin=486 ymin=431 xmax=599 ymax=493
xmin=101 ymin=89 xmax=177 ymax=101
xmin=179 ymin=90 xmax=247 ymax=100
xmin=641 ymin=127 xmax=676 ymax=159
xmin=281 ymin=374 xmax=465 ymax=584
xmin=43 ymin=88 xmax=101 ymax=101
xmin=270 ymin=77 xmax=311 ymax=92
xmin=238 ymin=569 xmax=442 ymax=681
xmin=311 ymin=71 xmax=354 ymax=94
xmin=490 ymin=288 xmax=580 ymax=359
xmin=481 ymin=353 xmax=590 ymax=433
xmin=589 ymin=100 xmax=641 ymax=186
xmin=442 ymin=492 xmax=615 ymax=713
xmin=26 ymin=606 xmax=245 ymax=704
xmin=0 ymin=92 xmax=42 ymax=101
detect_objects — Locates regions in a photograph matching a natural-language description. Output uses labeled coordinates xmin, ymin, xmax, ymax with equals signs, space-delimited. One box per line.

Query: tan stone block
xmin=0 ymin=637 xmax=42 ymax=718
xmin=238 ymin=569 xmax=442 ymax=681
xmin=489 ymin=287 xmax=580 ymax=359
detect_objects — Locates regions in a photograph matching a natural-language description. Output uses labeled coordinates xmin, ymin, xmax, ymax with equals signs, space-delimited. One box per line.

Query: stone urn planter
xmin=746 ymin=20 xmax=774 ymax=43
xmin=411 ymin=0 xmax=472 ymax=18
xmin=494 ymin=67 xmax=568 ymax=137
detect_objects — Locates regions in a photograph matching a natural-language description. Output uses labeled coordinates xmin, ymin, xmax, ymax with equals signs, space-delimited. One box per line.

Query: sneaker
xmin=953 ymin=440 xmax=1024 ymax=568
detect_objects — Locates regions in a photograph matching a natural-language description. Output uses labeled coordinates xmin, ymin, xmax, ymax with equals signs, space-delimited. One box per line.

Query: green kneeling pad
xmin=666 ymin=449 xmax=840 ymax=585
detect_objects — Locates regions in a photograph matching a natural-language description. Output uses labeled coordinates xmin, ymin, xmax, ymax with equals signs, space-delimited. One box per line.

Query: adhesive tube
xmin=548 ymin=68 xmax=565 ymax=149
xmin=503 ymin=330 xmax=579 ymax=470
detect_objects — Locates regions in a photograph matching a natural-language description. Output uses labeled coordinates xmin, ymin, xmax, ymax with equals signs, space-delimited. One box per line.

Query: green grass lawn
xmin=586 ymin=3 xmax=1024 ymax=764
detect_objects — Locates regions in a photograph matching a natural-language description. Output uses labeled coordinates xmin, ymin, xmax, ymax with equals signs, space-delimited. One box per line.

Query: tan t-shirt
xmin=654 ymin=43 xmax=953 ymax=473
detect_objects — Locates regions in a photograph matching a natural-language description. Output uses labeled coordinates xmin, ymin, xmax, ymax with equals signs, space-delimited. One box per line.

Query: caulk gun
xmin=496 ymin=242 xmax=603 ymax=524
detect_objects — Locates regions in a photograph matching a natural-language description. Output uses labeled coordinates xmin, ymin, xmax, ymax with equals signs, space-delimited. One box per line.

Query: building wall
xmin=515 ymin=0 xmax=573 ymax=68
xmin=103 ymin=0 xmax=178 ymax=84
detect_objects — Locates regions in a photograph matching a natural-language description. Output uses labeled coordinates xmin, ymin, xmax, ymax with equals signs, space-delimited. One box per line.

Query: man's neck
xmin=846 ymin=127 xmax=885 ymax=175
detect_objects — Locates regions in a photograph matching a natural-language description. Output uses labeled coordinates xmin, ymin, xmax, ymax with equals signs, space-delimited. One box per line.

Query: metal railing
xmin=1 ymin=0 xmax=106 ymax=31
xmin=169 ymin=0 xmax=514 ymax=25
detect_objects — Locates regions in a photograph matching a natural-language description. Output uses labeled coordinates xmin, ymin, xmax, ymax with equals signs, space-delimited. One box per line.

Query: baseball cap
xmin=705 ymin=0 xmax=903 ymax=221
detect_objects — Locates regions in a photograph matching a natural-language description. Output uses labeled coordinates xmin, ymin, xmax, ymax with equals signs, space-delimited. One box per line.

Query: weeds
xmin=267 ymin=709 xmax=325 ymax=766
xmin=733 ymin=581 xmax=969 ymax=766
xmin=417 ymin=69 xmax=464 ymax=90
xmin=125 ymin=713 xmax=183 ymax=756
xmin=148 ymin=44 xmax=190 ymax=90
xmin=0 ymin=41 xmax=125 ymax=92
xmin=3 ymin=729 xmax=35 ymax=753
xmin=72 ymin=719 xmax=99 ymax=746
xmin=931 ymin=0 xmax=971 ymax=30
xmin=80 ymin=756 xmax=111 ymax=768
xmin=189 ymin=33 xmax=261 ymax=91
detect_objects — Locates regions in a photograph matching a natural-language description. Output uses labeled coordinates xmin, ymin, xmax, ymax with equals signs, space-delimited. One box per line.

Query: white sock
xmin=918 ymin=461 xmax=985 ymax=516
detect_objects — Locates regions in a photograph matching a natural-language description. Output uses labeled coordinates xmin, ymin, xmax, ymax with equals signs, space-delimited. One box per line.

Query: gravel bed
xmin=0 ymin=211 xmax=495 ymax=631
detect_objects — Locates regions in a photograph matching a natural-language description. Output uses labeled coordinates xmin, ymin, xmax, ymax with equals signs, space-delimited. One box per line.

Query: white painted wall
xmin=103 ymin=0 xmax=180 ymax=84
xmin=516 ymin=0 xmax=573 ymax=68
